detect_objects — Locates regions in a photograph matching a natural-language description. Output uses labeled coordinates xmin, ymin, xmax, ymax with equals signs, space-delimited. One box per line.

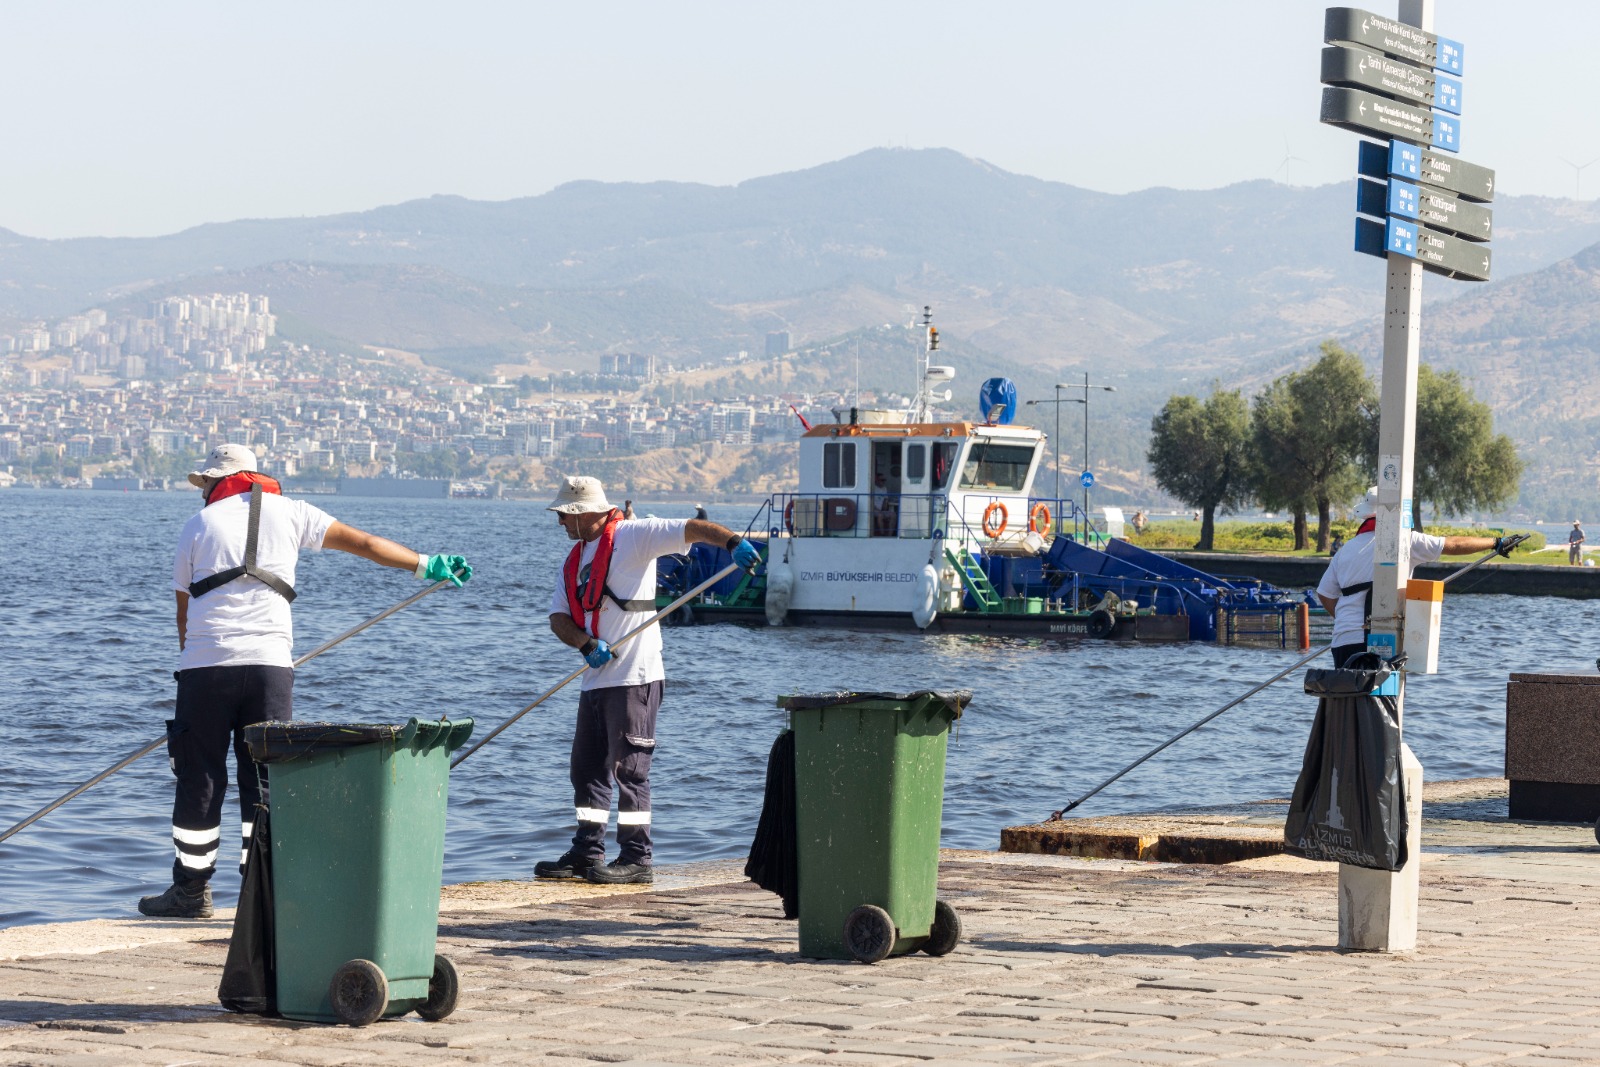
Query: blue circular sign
xmin=1080 ymin=470 xmax=1095 ymax=488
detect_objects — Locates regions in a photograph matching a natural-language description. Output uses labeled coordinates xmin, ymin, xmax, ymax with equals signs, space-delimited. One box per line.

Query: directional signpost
xmin=1317 ymin=0 xmax=1495 ymax=955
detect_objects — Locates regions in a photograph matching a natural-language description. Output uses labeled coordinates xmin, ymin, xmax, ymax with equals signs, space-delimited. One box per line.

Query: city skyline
xmin=2 ymin=1 xmax=1597 ymax=239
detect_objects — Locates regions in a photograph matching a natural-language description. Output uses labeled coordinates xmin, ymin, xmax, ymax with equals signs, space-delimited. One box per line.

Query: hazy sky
xmin=3 ymin=1 xmax=1596 ymax=238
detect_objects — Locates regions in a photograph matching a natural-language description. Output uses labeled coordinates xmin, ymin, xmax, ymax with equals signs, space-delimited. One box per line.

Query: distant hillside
xmin=5 ymin=149 xmax=1600 ymax=381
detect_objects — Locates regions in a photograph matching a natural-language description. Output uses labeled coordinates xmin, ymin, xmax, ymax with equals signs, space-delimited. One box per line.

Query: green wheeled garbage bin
xmin=243 ymin=717 xmax=473 ymax=1025
xmin=782 ymin=690 xmax=969 ymax=964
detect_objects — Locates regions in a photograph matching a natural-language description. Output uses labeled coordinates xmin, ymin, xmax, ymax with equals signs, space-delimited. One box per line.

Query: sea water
xmin=2 ymin=489 xmax=1594 ymax=927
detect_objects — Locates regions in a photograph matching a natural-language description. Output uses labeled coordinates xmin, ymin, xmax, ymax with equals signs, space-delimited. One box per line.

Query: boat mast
xmin=912 ymin=305 xmax=938 ymax=423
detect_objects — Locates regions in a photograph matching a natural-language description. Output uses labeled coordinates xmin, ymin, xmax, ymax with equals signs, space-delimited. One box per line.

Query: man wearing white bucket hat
xmin=537 ymin=475 xmax=759 ymax=884
xmin=140 ymin=443 xmax=474 ymax=919
xmin=1316 ymin=485 xmax=1508 ymax=669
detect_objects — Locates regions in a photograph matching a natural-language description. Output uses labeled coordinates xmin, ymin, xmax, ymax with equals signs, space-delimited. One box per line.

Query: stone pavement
xmin=4 ymin=789 xmax=1600 ymax=1066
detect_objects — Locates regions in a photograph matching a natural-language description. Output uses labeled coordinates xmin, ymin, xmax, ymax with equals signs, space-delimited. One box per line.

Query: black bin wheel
xmin=921 ymin=900 xmax=962 ymax=957
xmin=1087 ymin=608 xmax=1116 ymax=638
xmin=329 ymin=958 xmax=388 ymax=1026
xmin=843 ymin=904 xmax=896 ymax=964
xmin=416 ymin=954 xmax=460 ymax=1021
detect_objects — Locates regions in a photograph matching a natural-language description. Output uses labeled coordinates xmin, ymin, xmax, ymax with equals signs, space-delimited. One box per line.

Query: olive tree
xmin=1249 ymin=376 xmax=1316 ymax=550
xmin=1414 ymin=365 xmax=1523 ymax=526
xmin=1147 ymin=387 xmax=1251 ymax=550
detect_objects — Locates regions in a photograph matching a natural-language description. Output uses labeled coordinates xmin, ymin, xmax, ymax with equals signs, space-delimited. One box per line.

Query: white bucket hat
xmin=546 ymin=476 xmax=613 ymax=515
xmin=1353 ymin=485 xmax=1379 ymax=519
xmin=188 ymin=443 xmax=258 ymax=488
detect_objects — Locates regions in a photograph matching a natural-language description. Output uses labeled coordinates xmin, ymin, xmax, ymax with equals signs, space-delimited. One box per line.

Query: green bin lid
xmin=776 ymin=690 xmax=970 ymax=718
xmin=244 ymin=716 xmax=475 ymax=763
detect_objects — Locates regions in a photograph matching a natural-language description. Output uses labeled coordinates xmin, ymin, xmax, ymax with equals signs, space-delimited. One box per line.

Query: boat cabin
xmin=781 ymin=413 xmax=1046 ymax=547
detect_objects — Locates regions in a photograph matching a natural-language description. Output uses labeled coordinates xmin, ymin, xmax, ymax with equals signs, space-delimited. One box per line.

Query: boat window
xmin=906 ymin=444 xmax=926 ymax=483
xmin=957 ymin=442 xmax=1034 ymax=492
xmin=823 ymin=441 xmax=856 ymax=489
xmin=931 ymin=442 xmax=959 ymax=489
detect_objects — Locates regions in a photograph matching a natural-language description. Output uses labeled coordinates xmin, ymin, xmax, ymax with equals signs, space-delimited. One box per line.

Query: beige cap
xmin=546 ymin=476 xmax=613 ymax=514
xmin=188 ymin=443 xmax=258 ymax=488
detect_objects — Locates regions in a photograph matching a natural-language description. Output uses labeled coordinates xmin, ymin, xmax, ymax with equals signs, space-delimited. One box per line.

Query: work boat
xmin=657 ymin=312 xmax=1307 ymax=645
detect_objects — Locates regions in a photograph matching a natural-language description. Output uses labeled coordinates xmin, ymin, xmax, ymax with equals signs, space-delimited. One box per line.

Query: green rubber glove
xmin=418 ymin=553 xmax=472 ymax=587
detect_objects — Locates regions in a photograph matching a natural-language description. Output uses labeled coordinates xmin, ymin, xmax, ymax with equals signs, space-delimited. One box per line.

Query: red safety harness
xmin=562 ymin=510 xmax=654 ymax=637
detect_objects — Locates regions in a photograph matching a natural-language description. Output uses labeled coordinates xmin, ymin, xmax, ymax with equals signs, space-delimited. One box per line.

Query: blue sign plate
xmin=1080 ymin=471 xmax=1095 ymax=489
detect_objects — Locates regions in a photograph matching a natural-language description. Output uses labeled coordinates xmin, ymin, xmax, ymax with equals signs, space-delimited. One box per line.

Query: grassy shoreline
xmin=1126 ymin=519 xmax=1569 ymax=563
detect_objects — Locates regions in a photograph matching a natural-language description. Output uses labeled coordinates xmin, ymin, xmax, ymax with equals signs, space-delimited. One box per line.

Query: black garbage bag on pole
xmin=1283 ymin=659 xmax=1408 ymax=871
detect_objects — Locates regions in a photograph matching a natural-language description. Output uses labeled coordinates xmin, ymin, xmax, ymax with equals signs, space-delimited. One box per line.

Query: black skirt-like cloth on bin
xmin=744 ymin=729 xmax=798 ymax=918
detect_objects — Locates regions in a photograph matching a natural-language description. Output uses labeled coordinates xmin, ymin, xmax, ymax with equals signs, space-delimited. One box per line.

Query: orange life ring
xmin=982 ymin=501 xmax=1008 ymax=538
xmin=783 ymin=499 xmax=795 ymax=534
xmin=1029 ymin=503 xmax=1052 ymax=535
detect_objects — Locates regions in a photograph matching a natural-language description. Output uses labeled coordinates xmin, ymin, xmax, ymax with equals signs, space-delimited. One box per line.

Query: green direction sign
xmin=1324 ymin=7 xmax=1463 ymax=74
xmin=1403 ymin=219 xmax=1492 ymax=281
xmin=1320 ymin=85 xmax=1432 ymax=145
xmin=1418 ymin=151 xmax=1495 ymax=203
xmin=1321 ymin=43 xmax=1439 ymax=111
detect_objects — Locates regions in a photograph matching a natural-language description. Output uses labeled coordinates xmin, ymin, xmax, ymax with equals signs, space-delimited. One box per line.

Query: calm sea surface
xmin=2 ymin=489 xmax=1594 ymax=928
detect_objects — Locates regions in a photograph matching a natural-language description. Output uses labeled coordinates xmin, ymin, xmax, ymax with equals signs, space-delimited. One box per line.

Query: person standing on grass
xmin=1571 ymin=520 xmax=1585 ymax=565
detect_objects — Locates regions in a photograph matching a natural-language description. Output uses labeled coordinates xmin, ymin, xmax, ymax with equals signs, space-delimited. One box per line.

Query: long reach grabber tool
xmin=452 ymin=561 xmax=742 ymax=769
xmin=0 ymin=573 xmax=465 ymax=845
xmin=1046 ymin=535 xmax=1528 ymax=819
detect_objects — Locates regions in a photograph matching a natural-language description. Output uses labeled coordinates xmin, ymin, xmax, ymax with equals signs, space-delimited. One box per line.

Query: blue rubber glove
xmin=418 ymin=553 xmax=472 ymax=587
xmin=729 ymin=537 xmax=761 ymax=571
xmin=580 ymin=638 xmax=612 ymax=669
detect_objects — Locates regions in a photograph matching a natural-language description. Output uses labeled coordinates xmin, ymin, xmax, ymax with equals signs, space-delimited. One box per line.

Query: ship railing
xmin=760 ymin=491 xmax=954 ymax=540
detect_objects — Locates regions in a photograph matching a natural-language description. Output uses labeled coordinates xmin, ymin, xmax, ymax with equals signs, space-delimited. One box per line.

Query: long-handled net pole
xmin=0 ymin=576 xmax=461 ymax=845
xmin=452 ymin=562 xmax=742 ymax=769
xmin=1047 ymin=539 xmax=1523 ymax=820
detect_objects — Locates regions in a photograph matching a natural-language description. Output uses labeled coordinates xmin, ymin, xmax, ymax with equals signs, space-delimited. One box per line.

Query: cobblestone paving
xmin=5 ymin=847 xmax=1600 ymax=1065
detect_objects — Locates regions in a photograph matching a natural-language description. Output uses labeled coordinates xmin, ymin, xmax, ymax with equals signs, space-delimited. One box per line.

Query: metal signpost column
xmin=1318 ymin=1 xmax=1492 ymax=952
xmin=1065 ymin=374 xmax=1114 ymax=543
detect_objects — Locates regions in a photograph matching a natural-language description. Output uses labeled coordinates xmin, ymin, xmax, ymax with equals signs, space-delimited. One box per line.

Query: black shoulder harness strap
xmin=1339 ymin=578 xmax=1374 ymax=636
xmin=188 ymin=484 xmax=298 ymax=603
xmin=603 ymin=584 xmax=655 ymax=613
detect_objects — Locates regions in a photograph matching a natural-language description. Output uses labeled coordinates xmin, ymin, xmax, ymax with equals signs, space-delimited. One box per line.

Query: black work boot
xmin=138 ymin=881 xmax=214 ymax=919
xmin=584 ymin=860 xmax=653 ymax=885
xmin=533 ymin=851 xmax=599 ymax=880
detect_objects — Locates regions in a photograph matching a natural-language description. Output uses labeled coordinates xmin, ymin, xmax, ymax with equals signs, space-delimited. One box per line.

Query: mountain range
xmin=4 ymin=147 xmax=1598 ymax=513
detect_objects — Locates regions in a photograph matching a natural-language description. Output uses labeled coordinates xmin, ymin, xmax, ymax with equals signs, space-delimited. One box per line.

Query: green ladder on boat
xmin=945 ymin=546 xmax=1002 ymax=613
xmin=722 ymin=544 xmax=769 ymax=608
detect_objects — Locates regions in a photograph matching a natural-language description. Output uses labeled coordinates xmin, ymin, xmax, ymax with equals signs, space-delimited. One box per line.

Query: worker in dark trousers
xmin=1316 ymin=486 xmax=1509 ymax=669
xmin=139 ymin=443 xmax=473 ymax=918
xmin=534 ymin=476 xmax=758 ymax=884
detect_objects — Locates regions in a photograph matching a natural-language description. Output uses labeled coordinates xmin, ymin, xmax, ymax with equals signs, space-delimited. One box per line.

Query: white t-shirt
xmin=1316 ymin=528 xmax=1446 ymax=649
xmin=548 ymin=517 xmax=691 ymax=691
xmin=173 ymin=492 xmax=337 ymax=670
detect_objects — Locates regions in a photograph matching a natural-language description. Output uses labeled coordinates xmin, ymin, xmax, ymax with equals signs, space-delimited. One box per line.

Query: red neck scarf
xmin=205 ymin=471 xmax=282 ymax=506
xmin=1356 ymin=517 xmax=1376 ymax=535
xmin=563 ymin=510 xmax=622 ymax=638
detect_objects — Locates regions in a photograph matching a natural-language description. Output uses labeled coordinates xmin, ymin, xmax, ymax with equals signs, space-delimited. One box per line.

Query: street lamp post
xmin=1063 ymin=374 xmax=1116 ymax=543
xmin=1025 ymin=390 xmax=1079 ymax=535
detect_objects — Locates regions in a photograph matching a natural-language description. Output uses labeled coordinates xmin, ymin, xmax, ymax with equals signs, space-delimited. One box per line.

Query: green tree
xmin=1248 ymin=376 xmax=1315 ymax=551
xmin=1266 ymin=342 xmax=1376 ymax=551
xmin=1147 ymin=386 xmax=1251 ymax=550
xmin=1414 ymin=365 xmax=1523 ymax=526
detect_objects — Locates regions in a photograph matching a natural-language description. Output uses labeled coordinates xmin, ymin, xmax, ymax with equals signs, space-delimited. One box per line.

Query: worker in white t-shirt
xmin=534 ymin=476 xmax=759 ymax=885
xmin=139 ymin=443 xmax=473 ymax=919
xmin=1315 ymin=486 xmax=1507 ymax=669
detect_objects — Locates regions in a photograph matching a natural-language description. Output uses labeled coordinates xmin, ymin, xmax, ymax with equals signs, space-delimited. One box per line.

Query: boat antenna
xmin=912 ymin=306 xmax=938 ymax=422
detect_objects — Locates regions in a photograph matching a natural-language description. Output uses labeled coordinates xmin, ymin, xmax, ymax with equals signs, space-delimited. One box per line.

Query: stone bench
xmin=1506 ymin=671 xmax=1600 ymax=822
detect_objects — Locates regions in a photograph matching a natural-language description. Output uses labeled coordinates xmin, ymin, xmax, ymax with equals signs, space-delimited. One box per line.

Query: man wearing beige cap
xmin=139 ymin=443 xmax=474 ymax=918
xmin=537 ymin=475 xmax=758 ymax=884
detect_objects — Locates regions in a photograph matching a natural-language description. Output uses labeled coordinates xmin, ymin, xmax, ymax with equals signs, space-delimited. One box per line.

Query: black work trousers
xmin=569 ymin=680 xmax=661 ymax=866
xmin=167 ymin=665 xmax=294 ymax=887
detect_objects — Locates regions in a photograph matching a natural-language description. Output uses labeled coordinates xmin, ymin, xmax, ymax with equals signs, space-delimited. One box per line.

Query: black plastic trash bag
xmin=744 ymin=729 xmax=798 ymax=919
xmin=218 ymin=803 xmax=277 ymax=1015
xmin=1283 ymin=659 xmax=1408 ymax=871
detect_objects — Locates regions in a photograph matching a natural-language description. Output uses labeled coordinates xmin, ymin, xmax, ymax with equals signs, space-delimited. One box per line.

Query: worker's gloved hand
xmin=418 ymin=553 xmax=473 ymax=587
xmin=727 ymin=536 xmax=761 ymax=570
xmin=1492 ymin=536 xmax=1515 ymax=558
xmin=580 ymin=638 xmax=612 ymax=669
